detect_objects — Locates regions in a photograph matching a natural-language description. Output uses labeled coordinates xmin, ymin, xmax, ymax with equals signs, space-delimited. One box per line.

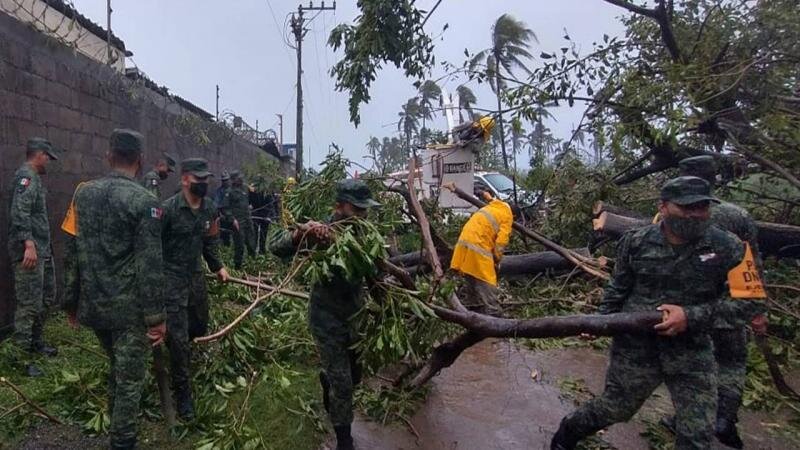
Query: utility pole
xmin=290 ymin=1 xmax=335 ymax=179
xmin=215 ymin=85 xmax=220 ymax=121
xmin=276 ymin=113 xmax=284 ymax=155
xmin=106 ymin=0 xmax=112 ymax=65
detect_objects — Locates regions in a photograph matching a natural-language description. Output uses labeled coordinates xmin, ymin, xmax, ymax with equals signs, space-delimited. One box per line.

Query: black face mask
xmin=190 ymin=182 xmax=208 ymax=198
xmin=158 ymin=170 xmax=169 ymax=180
xmin=664 ymin=215 xmax=710 ymax=241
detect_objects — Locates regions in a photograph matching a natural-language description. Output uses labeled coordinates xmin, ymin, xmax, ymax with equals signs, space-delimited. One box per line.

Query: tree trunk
xmin=593 ymin=208 xmax=800 ymax=257
xmin=390 ymin=249 xmax=589 ymax=279
xmin=495 ymin=62 xmax=510 ymax=172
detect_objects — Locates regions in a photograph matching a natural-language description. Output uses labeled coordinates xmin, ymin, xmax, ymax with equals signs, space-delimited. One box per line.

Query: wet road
xmin=343 ymin=340 xmax=797 ymax=450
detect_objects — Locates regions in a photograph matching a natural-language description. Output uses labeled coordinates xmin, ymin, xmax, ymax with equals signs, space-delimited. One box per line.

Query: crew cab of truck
xmin=474 ymin=171 xmax=541 ymax=219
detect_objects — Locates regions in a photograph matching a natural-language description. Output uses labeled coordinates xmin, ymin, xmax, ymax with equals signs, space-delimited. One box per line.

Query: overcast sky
xmin=70 ymin=0 xmax=626 ymax=172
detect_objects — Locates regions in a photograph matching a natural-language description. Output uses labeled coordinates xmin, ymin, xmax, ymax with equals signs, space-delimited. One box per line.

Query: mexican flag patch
xmin=150 ymin=207 xmax=163 ymax=219
xmin=19 ymin=177 xmax=30 ymax=186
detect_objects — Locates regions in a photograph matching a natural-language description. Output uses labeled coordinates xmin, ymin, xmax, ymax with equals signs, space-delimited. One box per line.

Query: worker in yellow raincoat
xmin=450 ymin=188 xmax=513 ymax=314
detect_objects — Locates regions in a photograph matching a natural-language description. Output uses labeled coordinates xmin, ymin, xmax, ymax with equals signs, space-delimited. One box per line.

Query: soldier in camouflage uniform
xmin=63 ymin=129 xmax=166 ymax=450
xmin=215 ymin=171 xmax=232 ymax=246
xmin=221 ymin=170 xmax=255 ymax=269
xmin=161 ymin=158 xmax=229 ymax=419
xmin=270 ymin=179 xmax=380 ymax=450
xmin=140 ymin=152 xmax=176 ymax=199
xmin=551 ymin=177 xmax=747 ymax=450
xmin=7 ymin=138 xmax=60 ymax=376
xmin=661 ymin=155 xmax=767 ymax=448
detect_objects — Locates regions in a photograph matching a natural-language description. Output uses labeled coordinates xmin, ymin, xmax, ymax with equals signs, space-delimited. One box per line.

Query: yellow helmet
xmin=286 ymin=177 xmax=296 ymax=186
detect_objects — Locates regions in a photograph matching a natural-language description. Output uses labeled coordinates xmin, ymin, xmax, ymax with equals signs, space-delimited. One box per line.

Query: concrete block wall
xmin=0 ymin=12 xmax=275 ymax=329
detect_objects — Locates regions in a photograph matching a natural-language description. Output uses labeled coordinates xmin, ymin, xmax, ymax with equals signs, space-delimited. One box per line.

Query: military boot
xmin=110 ymin=437 xmax=136 ymax=450
xmin=25 ymin=363 xmax=43 ymax=377
xmin=319 ymin=371 xmax=331 ymax=413
xmin=33 ymin=341 xmax=58 ymax=357
xmin=334 ymin=425 xmax=354 ymax=450
xmin=716 ymin=394 xmax=744 ymax=449
xmin=175 ymin=387 xmax=195 ymax=421
xmin=550 ymin=420 xmax=581 ymax=450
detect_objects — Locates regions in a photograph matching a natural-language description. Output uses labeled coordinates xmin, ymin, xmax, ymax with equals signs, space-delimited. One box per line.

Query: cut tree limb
xmin=443 ymin=182 xmax=609 ymax=279
xmin=215 ymin=275 xmax=310 ymax=300
xmin=409 ymin=331 xmax=485 ymax=388
xmin=0 ymin=377 xmax=63 ymax=424
xmin=390 ymin=249 xmax=589 ymax=279
xmin=429 ymin=305 xmax=663 ymax=339
xmin=406 ymin=159 xmax=467 ymax=312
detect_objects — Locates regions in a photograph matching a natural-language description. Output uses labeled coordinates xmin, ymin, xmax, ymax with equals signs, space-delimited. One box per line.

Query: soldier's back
xmin=74 ymin=172 xmax=162 ymax=329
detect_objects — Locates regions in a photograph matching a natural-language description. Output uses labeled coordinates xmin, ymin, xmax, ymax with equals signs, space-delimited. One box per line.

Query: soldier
xmin=141 ymin=152 xmax=176 ymax=199
xmin=161 ymin=158 xmax=229 ymax=419
xmin=7 ymin=137 xmax=60 ymax=376
xmin=63 ymin=129 xmax=166 ymax=450
xmin=270 ymin=179 xmax=380 ymax=450
xmin=215 ymin=171 xmax=232 ymax=247
xmin=658 ymin=156 xmax=768 ymax=448
xmin=221 ymin=170 xmax=255 ymax=269
xmin=449 ymin=187 xmax=513 ymax=314
xmin=551 ymin=177 xmax=748 ymax=450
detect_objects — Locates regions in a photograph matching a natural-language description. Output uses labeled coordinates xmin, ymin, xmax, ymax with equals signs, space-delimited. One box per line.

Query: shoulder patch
xmin=150 ymin=207 xmax=163 ymax=219
xmin=19 ymin=177 xmax=30 ymax=186
xmin=151 ymin=178 xmax=159 ymax=186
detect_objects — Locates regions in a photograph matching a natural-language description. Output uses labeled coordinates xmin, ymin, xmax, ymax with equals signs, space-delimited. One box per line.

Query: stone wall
xmin=0 ymin=11 xmax=277 ymax=331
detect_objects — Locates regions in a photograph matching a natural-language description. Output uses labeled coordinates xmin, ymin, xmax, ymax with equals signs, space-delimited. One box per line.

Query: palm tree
xmin=456 ymin=85 xmax=477 ymax=122
xmin=417 ymin=80 xmax=442 ymax=146
xmin=365 ymin=136 xmax=382 ymax=170
xmin=469 ymin=14 xmax=537 ymax=172
xmin=398 ymin=97 xmax=422 ymax=157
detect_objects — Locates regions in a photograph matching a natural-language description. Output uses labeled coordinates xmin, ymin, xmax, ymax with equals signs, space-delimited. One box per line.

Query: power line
xmin=264 ymin=0 xmax=295 ymax=65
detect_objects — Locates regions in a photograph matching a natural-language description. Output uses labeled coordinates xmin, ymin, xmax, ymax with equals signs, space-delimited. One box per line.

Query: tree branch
xmin=405 ymin=158 xmax=467 ymax=312
xmin=602 ymin=0 xmax=658 ymax=19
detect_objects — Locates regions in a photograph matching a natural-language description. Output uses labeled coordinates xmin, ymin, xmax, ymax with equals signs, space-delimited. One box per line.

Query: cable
xmin=264 ymin=0 xmax=295 ymax=64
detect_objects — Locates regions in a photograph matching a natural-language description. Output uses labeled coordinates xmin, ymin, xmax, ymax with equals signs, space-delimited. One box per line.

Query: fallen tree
xmin=390 ymin=248 xmax=589 ymax=279
xmin=593 ymin=203 xmax=800 ymax=256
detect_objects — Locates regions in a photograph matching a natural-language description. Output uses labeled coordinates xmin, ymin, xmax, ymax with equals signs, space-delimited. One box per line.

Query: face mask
xmin=190 ymin=182 xmax=208 ymax=198
xmin=158 ymin=170 xmax=169 ymax=180
xmin=664 ymin=215 xmax=710 ymax=241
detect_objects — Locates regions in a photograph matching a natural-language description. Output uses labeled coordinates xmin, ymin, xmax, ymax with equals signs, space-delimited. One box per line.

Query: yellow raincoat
xmin=450 ymin=198 xmax=513 ymax=285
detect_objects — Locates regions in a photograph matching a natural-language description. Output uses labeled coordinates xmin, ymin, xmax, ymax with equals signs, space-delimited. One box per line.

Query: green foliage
xmin=283 ymin=150 xmax=348 ymax=223
xmin=241 ymin=154 xmax=284 ymax=194
xmin=508 ymin=0 xmax=800 ymax=188
xmin=328 ymin=0 xmax=436 ymax=125
xmin=302 ymin=218 xmax=388 ymax=285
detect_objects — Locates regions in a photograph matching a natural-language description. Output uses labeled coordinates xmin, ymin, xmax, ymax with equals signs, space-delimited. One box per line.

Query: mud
xmin=344 ymin=340 xmax=799 ymax=450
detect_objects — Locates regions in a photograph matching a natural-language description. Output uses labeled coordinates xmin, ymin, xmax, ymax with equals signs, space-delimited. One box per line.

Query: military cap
xmin=26 ymin=137 xmax=59 ymax=160
xmin=220 ymin=170 xmax=231 ymax=181
xmin=679 ymin=155 xmax=716 ymax=181
xmin=163 ymin=152 xmax=177 ymax=173
xmin=660 ymin=176 xmax=719 ymax=206
xmin=180 ymin=158 xmax=213 ymax=178
xmin=336 ymin=179 xmax=381 ymax=209
xmin=230 ymin=170 xmax=242 ymax=180
xmin=110 ymin=129 xmax=143 ymax=156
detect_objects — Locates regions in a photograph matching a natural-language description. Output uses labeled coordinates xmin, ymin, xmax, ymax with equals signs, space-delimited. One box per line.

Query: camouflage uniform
xmin=270 ymin=214 xmax=363 ymax=426
xmin=141 ymin=170 xmax=162 ymax=198
xmin=140 ymin=153 xmax=175 ymax=199
xmin=63 ymin=130 xmax=165 ymax=450
xmin=269 ymin=180 xmax=379 ymax=442
xmin=160 ymin=158 xmax=223 ymax=415
xmin=221 ymin=172 xmax=255 ymax=268
xmin=679 ymin=156 xmax=766 ymax=441
xmin=7 ymin=139 xmax=59 ymax=357
xmin=554 ymin=178 xmax=746 ymax=450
